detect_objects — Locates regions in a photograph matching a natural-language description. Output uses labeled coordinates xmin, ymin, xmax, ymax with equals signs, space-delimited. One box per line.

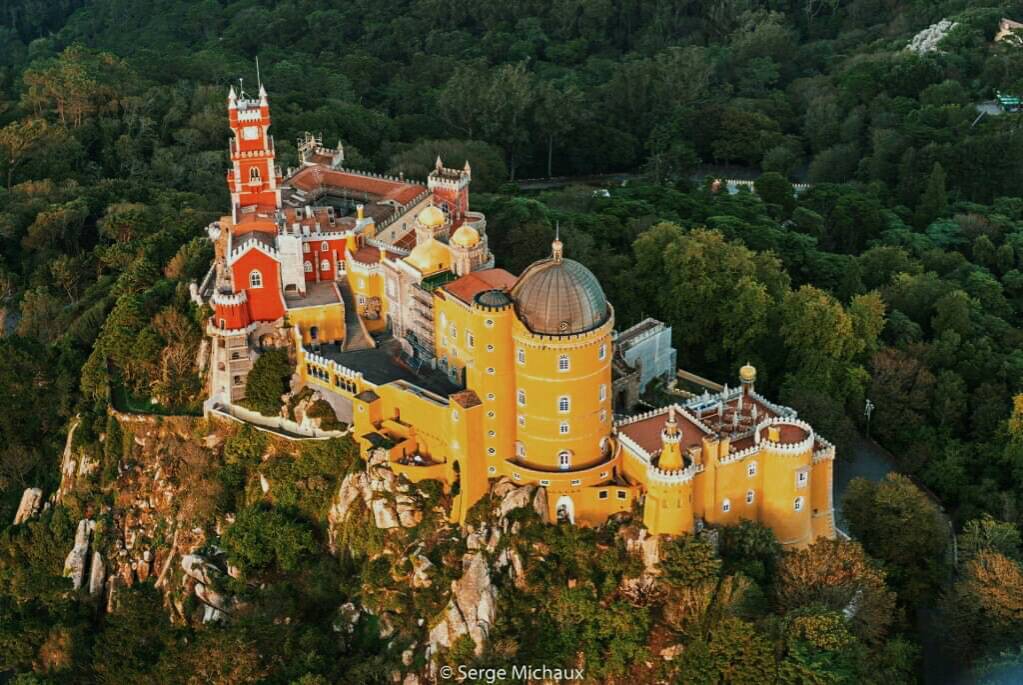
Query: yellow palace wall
xmin=288 ymin=302 xmax=346 ymax=346
xmin=347 ymin=266 xmax=388 ymax=333
xmin=511 ymin=315 xmax=614 ymax=472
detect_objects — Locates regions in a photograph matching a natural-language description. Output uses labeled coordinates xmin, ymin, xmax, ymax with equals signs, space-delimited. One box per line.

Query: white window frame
xmin=320 ymin=241 xmax=329 ymax=252
xmin=794 ymin=496 xmax=804 ymax=512
xmin=558 ymin=450 xmax=571 ymax=470
xmin=304 ymin=261 xmax=312 ymax=273
xmin=320 ymin=259 xmax=330 ymax=272
xmin=558 ymin=396 xmax=570 ymax=413
xmin=466 ymin=331 xmax=474 ymax=349
xmin=599 ymin=343 xmax=607 ymax=360
xmin=558 ymin=354 xmax=570 ymax=372
xmin=559 ymin=421 xmax=570 ymax=435
xmin=746 ymin=490 xmax=754 ymax=504
xmin=747 ymin=461 xmax=757 ymax=477
xmin=796 ymin=470 xmax=808 ymax=488
xmin=599 ymin=384 xmax=607 ymax=402
xmin=249 ymin=270 xmax=263 ymax=288
xmin=722 ymin=498 xmax=731 ymax=513
xmin=517 ymin=390 xmax=526 ymax=406
xmin=517 ymin=348 xmax=525 ymax=365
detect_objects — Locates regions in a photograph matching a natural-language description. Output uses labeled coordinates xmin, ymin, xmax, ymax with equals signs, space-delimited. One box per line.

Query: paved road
xmin=835 ymin=435 xmax=961 ymax=684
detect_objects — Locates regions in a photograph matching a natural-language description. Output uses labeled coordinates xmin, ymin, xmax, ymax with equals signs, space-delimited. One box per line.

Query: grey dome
xmin=476 ymin=290 xmax=513 ymax=307
xmin=511 ymin=257 xmax=609 ymax=335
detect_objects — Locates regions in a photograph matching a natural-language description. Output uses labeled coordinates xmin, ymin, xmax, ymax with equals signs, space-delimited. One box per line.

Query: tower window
xmin=249 ymin=167 xmax=261 ymax=183
xmin=599 ymin=384 xmax=607 ymax=402
xmin=486 ymin=344 xmax=494 ymax=352
xmin=487 ymin=447 xmax=496 ymax=455
xmin=320 ymin=259 xmax=330 ymax=272
xmin=304 ymin=261 xmax=312 ymax=273
xmin=794 ymin=497 xmax=804 ymax=512
xmin=249 ymin=270 xmax=263 ymax=288
xmin=515 ymin=442 xmax=525 ymax=458
xmin=466 ymin=331 xmax=474 ymax=348
xmin=518 ymin=414 xmax=525 ymax=427
xmin=722 ymin=498 xmax=731 ymax=513
xmin=559 ymin=421 xmax=570 ymax=435
xmin=558 ymin=450 xmax=571 ymax=470
xmin=746 ymin=490 xmax=755 ymax=504
xmin=485 ymin=318 xmax=494 ymax=328
xmin=747 ymin=462 xmax=757 ymax=477
xmin=600 ymin=409 xmax=607 ymax=423
xmin=599 ymin=344 xmax=607 ymax=360
xmin=517 ymin=390 xmax=526 ymax=406
xmin=320 ymin=241 xmax=329 ymax=252
xmin=517 ymin=348 xmax=525 ymax=365
xmin=558 ymin=355 xmax=570 ymax=372
xmin=558 ymin=396 xmax=570 ymax=413
xmin=797 ymin=471 xmax=808 ymax=488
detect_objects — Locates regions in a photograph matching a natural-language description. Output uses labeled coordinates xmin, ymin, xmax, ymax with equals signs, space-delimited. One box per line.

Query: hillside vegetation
xmin=5 ymin=1 xmax=1023 ymax=682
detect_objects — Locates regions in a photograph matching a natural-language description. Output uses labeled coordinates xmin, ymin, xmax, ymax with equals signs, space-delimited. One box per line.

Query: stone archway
xmin=555 ymin=495 xmax=575 ymax=524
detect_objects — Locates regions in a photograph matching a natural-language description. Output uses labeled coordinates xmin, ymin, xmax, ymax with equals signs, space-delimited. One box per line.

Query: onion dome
xmin=405 ymin=237 xmax=451 ymax=275
xmin=417 ymin=205 xmax=446 ymax=228
xmin=510 ymin=237 xmax=609 ymax=335
xmin=450 ymin=223 xmax=480 ymax=249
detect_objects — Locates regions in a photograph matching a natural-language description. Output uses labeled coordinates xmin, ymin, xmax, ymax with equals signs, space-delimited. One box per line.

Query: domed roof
xmin=511 ymin=240 xmax=609 ymax=335
xmin=475 ymin=289 xmax=512 ymax=308
xmin=417 ymin=205 xmax=446 ymax=228
xmin=450 ymin=223 xmax=480 ymax=248
xmin=739 ymin=362 xmax=757 ymax=383
xmin=405 ymin=238 xmax=451 ymax=275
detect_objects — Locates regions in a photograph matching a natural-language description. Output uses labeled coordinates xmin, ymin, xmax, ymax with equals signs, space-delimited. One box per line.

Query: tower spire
xmin=659 ymin=405 xmax=684 ymax=471
xmin=551 ymin=222 xmax=563 ymax=262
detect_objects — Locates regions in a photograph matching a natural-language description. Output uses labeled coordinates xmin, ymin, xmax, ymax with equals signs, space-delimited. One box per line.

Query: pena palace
xmin=200 ymin=85 xmax=836 ymax=547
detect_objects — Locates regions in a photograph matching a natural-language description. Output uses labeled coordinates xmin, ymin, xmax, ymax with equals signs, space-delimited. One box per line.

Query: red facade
xmin=230 ymin=247 xmax=285 ymax=322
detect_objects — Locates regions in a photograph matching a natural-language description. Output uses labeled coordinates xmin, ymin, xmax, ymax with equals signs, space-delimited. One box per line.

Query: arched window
xmin=794 ymin=497 xmax=804 ymax=512
xmin=559 ymin=421 xmax=570 ymax=435
xmin=320 ymin=259 xmax=330 ymax=272
xmin=599 ymin=384 xmax=607 ymax=402
xmin=558 ymin=354 xmax=570 ymax=372
xmin=558 ymin=450 xmax=571 ymax=470
xmin=515 ymin=441 xmax=526 ymax=458
xmin=599 ymin=344 xmax=607 ymax=360
xmin=746 ymin=490 xmax=755 ymax=504
xmin=558 ymin=396 xmax=570 ymax=412
xmin=304 ymin=261 xmax=313 ymax=273
xmin=249 ymin=166 xmax=261 ymax=183
xmin=722 ymin=498 xmax=731 ymax=513
xmin=249 ymin=270 xmax=263 ymax=288
xmin=517 ymin=390 xmax=526 ymax=406
xmin=320 ymin=241 xmax=329 ymax=252
xmin=747 ymin=461 xmax=757 ymax=477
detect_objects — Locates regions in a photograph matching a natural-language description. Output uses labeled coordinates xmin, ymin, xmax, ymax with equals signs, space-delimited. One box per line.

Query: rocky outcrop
xmin=427 ymin=553 xmax=497 ymax=658
xmin=327 ymin=448 xmax=423 ymax=551
xmin=63 ymin=519 xmax=95 ymax=591
xmin=13 ymin=487 xmax=43 ymax=525
xmin=57 ymin=417 xmax=98 ymax=502
xmin=906 ymin=19 xmax=957 ymax=54
xmin=88 ymin=552 xmax=106 ymax=597
xmin=181 ymin=553 xmax=234 ymax=623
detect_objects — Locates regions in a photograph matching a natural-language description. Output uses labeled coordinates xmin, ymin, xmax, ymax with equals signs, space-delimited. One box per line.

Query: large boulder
xmin=13 ymin=487 xmax=43 ymax=525
xmin=88 ymin=552 xmax=106 ymax=597
xmin=63 ymin=519 xmax=95 ymax=590
xmin=428 ymin=553 xmax=497 ymax=658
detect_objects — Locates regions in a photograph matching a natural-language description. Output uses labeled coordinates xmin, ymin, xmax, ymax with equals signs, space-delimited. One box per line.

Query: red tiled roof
xmin=351 ymin=245 xmax=401 ymax=264
xmin=289 ymin=166 xmax=426 ymax=205
xmin=619 ymin=408 xmax=710 ymax=455
xmin=441 ymin=269 xmax=517 ymax=305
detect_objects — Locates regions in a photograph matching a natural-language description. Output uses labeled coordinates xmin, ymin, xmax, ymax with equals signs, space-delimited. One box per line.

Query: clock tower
xmin=227 ymin=83 xmax=282 ymax=222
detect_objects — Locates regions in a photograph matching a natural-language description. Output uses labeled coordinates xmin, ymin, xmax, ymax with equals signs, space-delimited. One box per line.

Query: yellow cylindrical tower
xmin=758 ymin=418 xmax=815 ymax=547
xmin=464 ymin=290 xmax=517 ymax=476
xmin=508 ymin=236 xmax=614 ymax=472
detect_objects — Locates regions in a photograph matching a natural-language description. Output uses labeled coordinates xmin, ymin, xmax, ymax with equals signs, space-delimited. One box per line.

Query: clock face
xmin=242 ymin=126 xmax=259 ymax=140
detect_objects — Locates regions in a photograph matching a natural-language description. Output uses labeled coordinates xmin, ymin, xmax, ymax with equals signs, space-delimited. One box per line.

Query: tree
xmin=0 ymin=118 xmax=53 ymax=189
xmin=942 ymin=551 xmax=1023 ymax=662
xmin=533 ymin=81 xmax=584 ymax=177
xmin=221 ymin=505 xmax=317 ymax=576
xmin=677 ymin=618 xmax=774 ymax=684
xmin=841 ymin=474 xmax=947 ymax=603
xmin=243 ymin=350 xmax=293 ymax=416
xmin=915 ymin=162 xmax=947 ymax=229
xmin=755 ymin=172 xmax=796 ymax=216
xmin=93 ymin=584 xmax=177 ymax=685
xmin=776 ymin=539 xmax=896 ymax=644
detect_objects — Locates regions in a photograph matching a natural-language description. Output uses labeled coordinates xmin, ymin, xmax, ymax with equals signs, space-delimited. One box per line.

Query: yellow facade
xmin=284 ymin=235 xmax=835 ymax=544
xmin=511 ymin=316 xmax=614 ymax=472
xmin=347 ymin=264 xmax=388 ymax=333
xmin=287 ymin=302 xmax=346 ymax=346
